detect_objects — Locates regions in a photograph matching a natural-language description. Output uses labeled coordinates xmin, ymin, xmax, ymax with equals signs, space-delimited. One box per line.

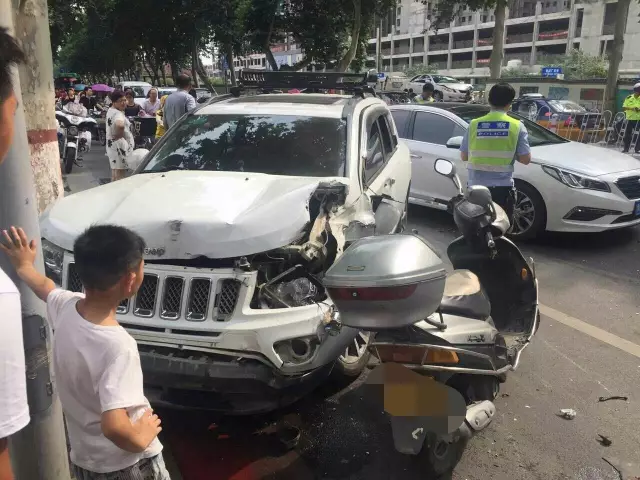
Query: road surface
xmin=63 ymin=149 xmax=640 ymax=480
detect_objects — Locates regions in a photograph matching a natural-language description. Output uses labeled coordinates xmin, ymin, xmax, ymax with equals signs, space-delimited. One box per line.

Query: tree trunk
xmin=162 ymin=68 xmax=167 ymax=86
xmin=291 ymin=56 xmax=313 ymax=72
xmin=169 ymin=61 xmax=179 ymax=84
xmin=605 ymin=0 xmax=631 ymax=113
xmin=337 ymin=0 xmax=362 ymax=72
xmin=489 ymin=0 xmax=506 ymax=81
xmin=191 ymin=35 xmax=200 ymax=87
xmin=195 ymin=53 xmax=215 ymax=93
xmin=225 ymin=43 xmax=237 ymax=85
xmin=264 ymin=47 xmax=279 ymax=71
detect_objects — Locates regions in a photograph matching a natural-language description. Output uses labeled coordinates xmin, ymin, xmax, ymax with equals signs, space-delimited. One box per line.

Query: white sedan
xmin=390 ymin=103 xmax=640 ymax=239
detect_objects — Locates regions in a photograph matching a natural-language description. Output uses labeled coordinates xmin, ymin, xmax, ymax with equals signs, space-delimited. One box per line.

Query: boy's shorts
xmin=71 ymin=454 xmax=171 ymax=480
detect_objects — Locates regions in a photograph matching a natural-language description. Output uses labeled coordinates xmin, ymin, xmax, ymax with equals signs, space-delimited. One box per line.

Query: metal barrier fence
xmin=519 ymin=104 xmax=640 ymax=151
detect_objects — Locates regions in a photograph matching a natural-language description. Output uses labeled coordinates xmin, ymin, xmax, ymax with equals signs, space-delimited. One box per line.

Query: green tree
xmin=433 ymin=0 xmax=507 ymax=80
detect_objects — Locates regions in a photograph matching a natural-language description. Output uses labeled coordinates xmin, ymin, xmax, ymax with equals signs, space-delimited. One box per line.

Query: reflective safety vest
xmin=623 ymin=94 xmax=640 ymax=121
xmin=415 ymin=95 xmax=434 ymax=104
xmin=468 ymin=111 xmax=521 ymax=173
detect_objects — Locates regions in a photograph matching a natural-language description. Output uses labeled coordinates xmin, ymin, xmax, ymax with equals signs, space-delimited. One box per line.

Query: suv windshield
xmin=141 ymin=114 xmax=347 ymax=177
xmin=548 ymin=100 xmax=587 ymax=113
xmin=453 ymin=108 xmax=568 ymax=147
xmin=433 ymin=76 xmax=458 ymax=84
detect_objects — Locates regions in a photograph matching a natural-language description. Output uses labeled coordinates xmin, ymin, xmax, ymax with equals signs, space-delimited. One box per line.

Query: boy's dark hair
xmin=110 ymin=90 xmax=125 ymax=103
xmin=73 ymin=225 xmax=146 ymax=291
xmin=488 ymin=82 xmax=516 ymax=108
xmin=423 ymin=82 xmax=435 ymax=93
xmin=176 ymin=74 xmax=192 ymax=89
xmin=0 ymin=27 xmax=25 ymax=103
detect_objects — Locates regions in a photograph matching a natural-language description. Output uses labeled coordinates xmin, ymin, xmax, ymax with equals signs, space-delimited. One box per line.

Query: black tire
xmin=64 ymin=148 xmax=75 ymax=174
xmin=434 ymin=91 xmax=444 ymax=102
xmin=416 ymin=433 xmax=469 ymax=479
xmin=509 ymin=180 xmax=546 ymax=240
xmin=331 ymin=331 xmax=373 ymax=380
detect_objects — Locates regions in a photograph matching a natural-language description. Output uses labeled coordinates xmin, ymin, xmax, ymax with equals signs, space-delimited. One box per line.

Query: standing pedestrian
xmin=123 ymin=90 xmax=142 ymax=117
xmin=62 ymin=87 xmax=77 ymax=105
xmin=459 ymin=82 xmax=531 ymax=226
xmin=414 ymin=83 xmax=435 ymax=103
xmin=155 ymin=95 xmax=168 ymax=140
xmin=142 ymin=88 xmax=161 ymax=116
xmin=0 ymin=225 xmax=170 ymax=480
xmin=106 ymin=90 xmax=134 ymax=182
xmin=163 ymin=74 xmax=196 ymax=130
xmin=622 ymin=83 xmax=640 ymax=154
xmin=0 ymin=27 xmax=28 ymax=480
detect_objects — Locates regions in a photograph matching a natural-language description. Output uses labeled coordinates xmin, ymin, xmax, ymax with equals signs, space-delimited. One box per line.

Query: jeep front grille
xmin=66 ymin=264 xmax=241 ymax=321
xmin=616 ymin=176 xmax=640 ymax=200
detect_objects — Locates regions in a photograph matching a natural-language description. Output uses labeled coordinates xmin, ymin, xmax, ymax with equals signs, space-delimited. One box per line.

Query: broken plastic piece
xmin=598 ymin=434 xmax=612 ymax=447
xmin=559 ymin=408 xmax=576 ymax=419
xmin=598 ymin=396 xmax=628 ymax=402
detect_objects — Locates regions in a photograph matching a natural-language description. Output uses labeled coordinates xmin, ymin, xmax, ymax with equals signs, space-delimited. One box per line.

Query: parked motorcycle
xmin=128 ymin=116 xmax=157 ymax=150
xmin=91 ymin=108 xmax=106 ymax=146
xmin=322 ymin=158 xmax=540 ymax=478
xmin=55 ymin=103 xmax=97 ymax=174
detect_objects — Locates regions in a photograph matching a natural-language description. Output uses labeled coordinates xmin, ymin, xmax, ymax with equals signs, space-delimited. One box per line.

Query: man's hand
xmin=133 ymin=409 xmax=162 ymax=445
xmin=0 ymin=226 xmax=55 ymax=302
xmin=0 ymin=227 xmax=36 ymax=272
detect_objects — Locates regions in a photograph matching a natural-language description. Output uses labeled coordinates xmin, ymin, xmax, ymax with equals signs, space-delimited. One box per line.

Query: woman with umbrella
xmin=91 ymin=84 xmax=113 ymax=111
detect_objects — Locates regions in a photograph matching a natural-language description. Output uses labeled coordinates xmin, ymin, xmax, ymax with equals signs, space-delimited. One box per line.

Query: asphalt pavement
xmin=64 ymin=148 xmax=640 ymax=480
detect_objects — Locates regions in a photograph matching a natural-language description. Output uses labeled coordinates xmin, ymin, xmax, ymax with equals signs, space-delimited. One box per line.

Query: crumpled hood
xmin=531 ymin=142 xmax=640 ymax=176
xmin=40 ymin=171 xmax=349 ymax=259
xmin=440 ymin=83 xmax=472 ymax=91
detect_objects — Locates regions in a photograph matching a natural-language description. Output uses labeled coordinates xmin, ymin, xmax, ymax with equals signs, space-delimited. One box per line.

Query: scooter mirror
xmin=434 ymin=158 xmax=456 ymax=177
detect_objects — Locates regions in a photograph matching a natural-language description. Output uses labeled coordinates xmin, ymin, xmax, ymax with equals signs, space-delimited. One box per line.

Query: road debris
xmin=599 ymin=396 xmax=628 ymax=403
xmin=559 ymin=408 xmax=577 ymax=420
xmin=597 ymin=435 xmax=612 ymax=447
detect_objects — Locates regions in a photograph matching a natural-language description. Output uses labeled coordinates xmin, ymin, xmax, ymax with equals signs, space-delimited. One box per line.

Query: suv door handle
xmin=410 ymin=153 xmax=421 ymax=159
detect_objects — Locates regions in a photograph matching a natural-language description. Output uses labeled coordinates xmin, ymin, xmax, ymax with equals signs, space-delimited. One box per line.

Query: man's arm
xmin=0 ymin=227 xmax=55 ymax=302
xmin=185 ymin=92 xmax=196 ymax=112
xmin=516 ymin=124 xmax=532 ymax=165
xmin=460 ymin=130 xmax=469 ymax=162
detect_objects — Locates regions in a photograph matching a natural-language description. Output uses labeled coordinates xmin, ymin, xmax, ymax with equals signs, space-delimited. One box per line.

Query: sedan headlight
xmin=42 ymin=239 xmax=64 ymax=286
xmin=542 ymin=165 xmax=610 ymax=192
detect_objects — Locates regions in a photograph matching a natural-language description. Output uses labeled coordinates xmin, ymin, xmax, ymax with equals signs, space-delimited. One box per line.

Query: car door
xmin=403 ymin=110 xmax=466 ymax=208
xmin=360 ymin=108 xmax=411 ymax=234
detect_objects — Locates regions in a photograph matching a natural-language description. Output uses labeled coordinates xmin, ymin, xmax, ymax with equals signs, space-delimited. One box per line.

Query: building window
xmin=396 ymin=18 xmax=401 ymax=27
xmin=461 ymin=16 xmax=466 ymax=23
xmin=397 ymin=6 xmax=401 ymax=15
xmin=468 ymin=15 xmax=472 ymax=22
xmin=482 ymin=15 xmax=487 ymax=22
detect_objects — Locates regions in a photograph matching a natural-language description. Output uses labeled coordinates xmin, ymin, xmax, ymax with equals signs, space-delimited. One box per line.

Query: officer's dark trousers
xmin=623 ymin=120 xmax=640 ymax=152
xmin=488 ymin=186 xmax=516 ymax=227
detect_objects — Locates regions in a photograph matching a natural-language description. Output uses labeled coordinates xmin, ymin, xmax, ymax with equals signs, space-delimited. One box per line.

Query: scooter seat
xmin=440 ymin=269 xmax=491 ymax=320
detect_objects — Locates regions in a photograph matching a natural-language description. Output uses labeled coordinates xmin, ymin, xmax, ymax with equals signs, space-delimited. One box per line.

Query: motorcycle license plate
xmin=635 ymin=201 xmax=640 ymax=217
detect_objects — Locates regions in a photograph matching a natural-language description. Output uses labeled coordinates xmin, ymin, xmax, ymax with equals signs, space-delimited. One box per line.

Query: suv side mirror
xmin=446 ymin=136 xmax=463 ymax=149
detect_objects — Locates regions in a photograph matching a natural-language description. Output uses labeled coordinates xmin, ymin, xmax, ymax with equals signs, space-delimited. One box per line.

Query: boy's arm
xmin=0 ymin=227 xmax=55 ymax=302
xmin=101 ymin=408 xmax=161 ymax=454
xmin=99 ymin=350 xmax=162 ymax=453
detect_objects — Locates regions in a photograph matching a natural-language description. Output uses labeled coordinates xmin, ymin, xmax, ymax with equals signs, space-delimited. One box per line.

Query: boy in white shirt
xmin=0 ymin=225 xmax=170 ymax=479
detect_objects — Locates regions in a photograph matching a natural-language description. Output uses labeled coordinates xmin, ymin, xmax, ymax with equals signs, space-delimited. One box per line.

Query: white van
xmin=115 ymin=81 xmax=153 ymax=106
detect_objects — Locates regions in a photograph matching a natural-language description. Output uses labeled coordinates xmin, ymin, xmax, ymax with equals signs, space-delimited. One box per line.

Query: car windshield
xmin=433 ymin=76 xmax=458 ymax=84
xmin=126 ymin=86 xmax=148 ymax=98
xmin=453 ymin=108 xmax=568 ymax=147
xmin=141 ymin=114 xmax=347 ymax=177
xmin=548 ymin=100 xmax=587 ymax=113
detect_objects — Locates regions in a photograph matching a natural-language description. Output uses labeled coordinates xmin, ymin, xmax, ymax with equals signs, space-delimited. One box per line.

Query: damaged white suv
xmin=40 ymin=72 xmax=411 ymax=413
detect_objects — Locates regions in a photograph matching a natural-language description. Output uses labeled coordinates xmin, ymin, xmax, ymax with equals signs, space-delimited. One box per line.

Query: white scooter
xmin=55 ymin=102 xmax=97 ymax=174
xmin=322 ymin=159 xmax=540 ymax=478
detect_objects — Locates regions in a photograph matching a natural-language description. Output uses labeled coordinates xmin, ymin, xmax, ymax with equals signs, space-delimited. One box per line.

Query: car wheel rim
xmin=339 ymin=331 xmax=371 ymax=365
xmin=511 ymin=189 xmax=535 ymax=236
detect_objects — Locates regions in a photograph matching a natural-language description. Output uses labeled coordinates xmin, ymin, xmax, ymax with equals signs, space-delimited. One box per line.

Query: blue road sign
xmin=377 ymin=72 xmax=386 ymax=79
xmin=541 ymin=67 xmax=562 ymax=78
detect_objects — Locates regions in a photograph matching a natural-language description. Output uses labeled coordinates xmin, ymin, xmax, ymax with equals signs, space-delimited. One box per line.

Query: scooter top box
xmin=323 ymin=234 xmax=447 ymax=330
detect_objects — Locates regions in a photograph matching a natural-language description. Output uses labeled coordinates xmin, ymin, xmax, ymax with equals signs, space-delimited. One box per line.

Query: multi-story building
xmin=367 ymin=0 xmax=640 ymax=79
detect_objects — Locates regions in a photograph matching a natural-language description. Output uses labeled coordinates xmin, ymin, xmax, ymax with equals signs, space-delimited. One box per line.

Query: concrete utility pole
xmin=0 ymin=1 xmax=70 ymax=479
xmin=13 ymin=0 xmax=64 ymax=214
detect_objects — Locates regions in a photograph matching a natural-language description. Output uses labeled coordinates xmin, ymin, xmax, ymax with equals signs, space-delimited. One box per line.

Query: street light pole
xmin=0 ymin=1 xmax=70 ymax=479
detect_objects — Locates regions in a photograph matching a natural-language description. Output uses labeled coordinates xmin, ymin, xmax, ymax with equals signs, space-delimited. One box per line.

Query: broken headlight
xmin=42 ymin=239 xmax=64 ymax=286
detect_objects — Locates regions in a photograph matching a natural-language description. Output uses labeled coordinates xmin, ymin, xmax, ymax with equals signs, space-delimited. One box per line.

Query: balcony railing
xmin=506 ymin=33 xmax=534 ymax=44
xmin=538 ymin=30 xmax=569 ymax=41
xmin=503 ymin=53 xmax=531 ymax=65
xmin=453 ymin=39 xmax=474 ymax=49
xmin=395 ymin=45 xmax=411 ymax=54
xmin=429 ymin=43 xmax=449 ymax=51
xmin=451 ymin=60 xmax=473 ymax=69
xmin=477 ymin=38 xmax=494 ymax=47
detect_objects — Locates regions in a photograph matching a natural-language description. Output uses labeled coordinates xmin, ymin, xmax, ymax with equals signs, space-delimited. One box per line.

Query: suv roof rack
xmin=233 ymin=69 xmax=377 ymax=99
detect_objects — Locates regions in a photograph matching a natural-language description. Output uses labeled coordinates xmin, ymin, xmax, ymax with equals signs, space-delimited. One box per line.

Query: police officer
xmin=459 ymin=82 xmax=531 ymax=226
xmin=415 ymin=82 xmax=435 ymax=103
xmin=622 ymin=83 xmax=640 ymax=154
